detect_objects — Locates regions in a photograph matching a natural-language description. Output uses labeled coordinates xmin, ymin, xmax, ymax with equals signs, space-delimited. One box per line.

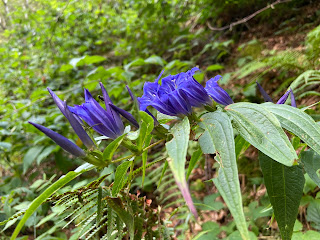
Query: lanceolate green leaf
xmin=103 ymin=134 xmax=126 ymax=161
xmin=166 ymin=117 xmax=197 ymax=217
xmin=135 ymin=111 xmax=154 ymax=186
xmin=186 ymin=147 xmax=202 ymax=180
xmin=112 ymin=160 xmax=132 ymax=196
xmin=137 ymin=111 xmax=154 ymax=151
xmin=259 ymin=152 xmax=304 ymax=240
xmin=235 ymin=135 xmax=251 ymax=160
xmin=199 ymin=111 xmax=250 ymax=240
xmin=10 ymin=163 xmax=95 ymax=240
xmin=263 ymin=103 xmax=320 ymax=156
xmin=301 ymin=149 xmax=320 ymax=188
xmin=226 ymin=102 xmax=297 ymax=166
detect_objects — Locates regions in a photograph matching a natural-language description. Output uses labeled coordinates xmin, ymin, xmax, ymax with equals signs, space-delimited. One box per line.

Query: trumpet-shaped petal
xmin=276 ymin=89 xmax=291 ymax=104
xmin=99 ymin=82 xmax=123 ymax=129
xmin=256 ymin=82 xmax=273 ymax=102
xmin=47 ymin=88 xmax=67 ymax=117
xmin=138 ymin=68 xmax=210 ymax=116
xmin=290 ymin=89 xmax=297 ymax=108
xmin=29 ymin=121 xmax=86 ymax=157
xmin=109 ymin=103 xmax=139 ymax=128
xmin=126 ymin=85 xmax=158 ymax=124
xmin=205 ymin=75 xmax=234 ymax=106
xmin=63 ymin=101 xmax=95 ymax=149
xmin=126 ymin=85 xmax=136 ymax=102
xmin=69 ymin=84 xmax=138 ymax=139
xmin=48 ymin=88 xmax=95 ymax=149
xmin=256 ymin=82 xmax=297 ymax=107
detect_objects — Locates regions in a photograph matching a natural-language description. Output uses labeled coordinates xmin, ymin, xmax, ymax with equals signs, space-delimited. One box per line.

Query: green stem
xmin=142 ymin=139 xmax=165 ymax=152
xmin=111 ymin=153 xmax=135 ymax=163
xmin=121 ymin=139 xmax=139 ymax=153
xmin=111 ymin=138 xmax=165 ymax=164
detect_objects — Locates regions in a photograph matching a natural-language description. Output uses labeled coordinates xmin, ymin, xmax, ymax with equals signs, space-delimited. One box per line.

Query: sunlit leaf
xmin=199 ymin=111 xmax=250 ymax=239
xmin=226 ymin=102 xmax=297 ymax=166
xmin=166 ymin=117 xmax=197 ymax=217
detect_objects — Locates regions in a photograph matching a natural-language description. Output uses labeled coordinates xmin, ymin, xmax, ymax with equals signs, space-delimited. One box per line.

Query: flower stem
xmin=142 ymin=138 xmax=165 ymax=152
xmin=111 ymin=153 xmax=135 ymax=163
xmin=111 ymin=138 xmax=165 ymax=163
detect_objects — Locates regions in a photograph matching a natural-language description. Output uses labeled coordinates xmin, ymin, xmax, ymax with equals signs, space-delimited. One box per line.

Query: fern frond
xmin=75 ymin=211 xmax=97 ymax=227
xmin=85 ymin=213 xmax=109 ymax=240
xmin=116 ymin=215 xmax=124 ymax=239
xmin=78 ymin=213 xmax=97 ymax=238
xmin=106 ymin=206 xmax=115 ymax=239
xmin=160 ymin=191 xmax=182 ymax=204
xmin=0 ymin=209 xmax=26 ymax=226
xmin=62 ymin=200 xmax=97 ymax=229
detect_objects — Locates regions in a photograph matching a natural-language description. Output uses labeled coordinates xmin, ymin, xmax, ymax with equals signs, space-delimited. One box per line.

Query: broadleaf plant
xmin=6 ymin=67 xmax=320 ymax=240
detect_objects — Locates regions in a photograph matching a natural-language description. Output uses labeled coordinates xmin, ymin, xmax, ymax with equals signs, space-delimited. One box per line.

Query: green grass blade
xmin=10 ymin=163 xmax=95 ymax=240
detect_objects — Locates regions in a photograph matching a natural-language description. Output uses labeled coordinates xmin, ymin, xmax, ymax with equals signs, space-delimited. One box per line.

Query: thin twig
xmin=207 ymin=0 xmax=292 ymax=31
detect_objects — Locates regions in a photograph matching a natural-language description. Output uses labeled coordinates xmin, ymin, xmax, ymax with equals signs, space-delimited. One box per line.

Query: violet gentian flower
xmin=138 ymin=68 xmax=211 ymax=116
xmin=205 ymin=75 xmax=234 ymax=106
xmin=69 ymin=83 xmax=138 ymax=139
xmin=29 ymin=121 xmax=86 ymax=157
xmin=256 ymin=82 xmax=297 ymax=107
xmin=126 ymin=85 xmax=158 ymax=124
xmin=47 ymin=88 xmax=95 ymax=149
xmin=29 ymin=87 xmax=95 ymax=157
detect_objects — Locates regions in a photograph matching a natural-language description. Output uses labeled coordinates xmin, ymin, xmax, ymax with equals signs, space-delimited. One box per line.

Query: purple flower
xmin=69 ymin=83 xmax=138 ymax=139
xmin=126 ymin=85 xmax=158 ymax=124
xmin=205 ymin=75 xmax=234 ymax=106
xmin=30 ymin=88 xmax=95 ymax=156
xmin=256 ymin=82 xmax=296 ymax=107
xmin=47 ymin=88 xmax=95 ymax=149
xmin=29 ymin=121 xmax=85 ymax=157
xmin=138 ymin=68 xmax=211 ymax=116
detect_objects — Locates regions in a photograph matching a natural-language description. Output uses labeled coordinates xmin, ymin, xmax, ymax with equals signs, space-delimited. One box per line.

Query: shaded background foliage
xmin=1 ymin=0 xmax=320 ymax=239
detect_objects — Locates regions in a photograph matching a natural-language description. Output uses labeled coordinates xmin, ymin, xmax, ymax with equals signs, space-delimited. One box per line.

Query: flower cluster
xmin=138 ymin=67 xmax=233 ymax=116
xmin=32 ymin=68 xmax=296 ymax=161
xmin=29 ymin=83 xmax=138 ymax=159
